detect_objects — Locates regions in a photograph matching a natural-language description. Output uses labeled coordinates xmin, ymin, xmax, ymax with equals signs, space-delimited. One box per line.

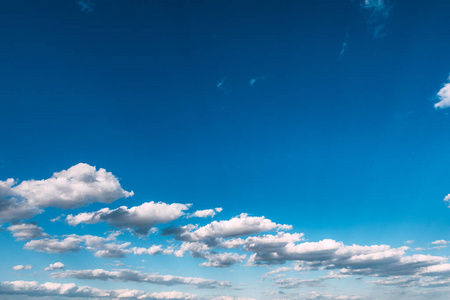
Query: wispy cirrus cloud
xmin=78 ymin=0 xmax=94 ymax=13
xmin=357 ymin=0 xmax=392 ymax=38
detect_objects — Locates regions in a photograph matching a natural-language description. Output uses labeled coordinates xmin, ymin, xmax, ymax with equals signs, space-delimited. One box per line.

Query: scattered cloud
xmin=249 ymin=76 xmax=264 ymax=87
xmin=52 ymin=268 xmax=231 ymax=288
xmin=66 ymin=201 xmax=191 ymax=235
xmin=24 ymin=233 xmax=132 ymax=258
xmin=44 ymin=262 xmax=65 ymax=271
xmin=12 ymin=265 xmax=32 ymax=271
xmin=199 ymin=252 xmax=246 ymax=268
xmin=0 ymin=280 xmax=195 ymax=299
xmin=217 ymin=77 xmax=231 ymax=94
xmin=131 ymin=245 xmax=174 ymax=256
xmin=246 ymin=238 xmax=447 ymax=278
xmin=0 ymin=179 xmax=42 ymax=223
xmin=7 ymin=223 xmax=48 ymax=241
xmin=339 ymin=42 xmax=348 ymax=61
xmin=431 ymin=240 xmax=449 ymax=245
xmin=190 ymin=207 xmax=223 ymax=218
xmin=434 ymin=76 xmax=450 ymax=109
xmin=265 ymin=267 xmax=292 ymax=275
xmin=78 ymin=0 xmax=94 ymax=13
xmin=358 ymin=0 xmax=392 ymax=38
xmin=13 ymin=163 xmax=133 ymax=209
xmin=164 ymin=213 xmax=292 ymax=242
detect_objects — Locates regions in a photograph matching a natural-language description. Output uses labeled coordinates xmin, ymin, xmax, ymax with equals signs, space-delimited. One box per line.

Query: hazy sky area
xmin=2 ymin=0 xmax=450 ymax=299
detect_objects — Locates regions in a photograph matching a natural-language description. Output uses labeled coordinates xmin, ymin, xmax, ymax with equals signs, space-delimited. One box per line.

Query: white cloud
xmin=199 ymin=252 xmax=246 ymax=268
xmin=297 ymin=291 xmax=363 ymax=300
xmin=247 ymin=238 xmax=447 ymax=277
xmin=66 ymin=201 xmax=191 ymax=235
xmin=12 ymin=265 xmax=32 ymax=271
xmin=420 ymin=263 xmax=450 ymax=276
xmin=52 ymin=268 xmax=231 ymax=288
xmin=431 ymin=240 xmax=448 ymax=245
xmin=0 ymin=179 xmax=42 ymax=223
xmin=167 ymin=213 xmax=292 ymax=241
xmin=0 ymin=280 xmax=196 ymax=299
xmin=7 ymin=223 xmax=48 ymax=241
xmin=265 ymin=267 xmax=291 ymax=275
xmin=443 ymin=193 xmax=450 ymax=206
xmin=190 ymin=207 xmax=223 ymax=218
xmin=24 ymin=233 xmax=132 ymax=258
xmin=24 ymin=236 xmax=84 ymax=254
xmin=44 ymin=262 xmax=65 ymax=271
xmin=434 ymin=77 xmax=450 ymax=109
xmin=13 ymin=163 xmax=133 ymax=209
xmin=131 ymin=245 xmax=174 ymax=256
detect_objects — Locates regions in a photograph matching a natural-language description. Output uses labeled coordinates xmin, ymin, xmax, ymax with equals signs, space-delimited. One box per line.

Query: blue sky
xmin=2 ymin=0 xmax=450 ymax=299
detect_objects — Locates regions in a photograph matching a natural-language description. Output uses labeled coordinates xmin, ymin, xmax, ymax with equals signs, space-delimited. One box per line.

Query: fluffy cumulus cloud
xmin=7 ymin=223 xmax=48 ymax=241
xmin=198 ymin=252 xmax=246 ymax=268
xmin=434 ymin=76 xmax=450 ymax=109
xmin=0 ymin=179 xmax=42 ymax=223
xmin=66 ymin=201 xmax=191 ymax=235
xmin=0 ymin=280 xmax=195 ymax=299
xmin=131 ymin=245 xmax=175 ymax=256
xmin=165 ymin=213 xmax=292 ymax=242
xmin=13 ymin=163 xmax=133 ymax=209
xmin=52 ymin=268 xmax=231 ymax=289
xmin=12 ymin=265 xmax=32 ymax=271
xmin=1 ymin=163 xmax=131 ymax=223
xmin=24 ymin=236 xmax=84 ymax=254
xmin=246 ymin=238 xmax=447 ymax=278
xmin=44 ymin=262 xmax=65 ymax=271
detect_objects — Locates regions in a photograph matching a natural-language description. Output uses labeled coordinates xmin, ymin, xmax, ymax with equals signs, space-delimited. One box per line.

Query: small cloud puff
xmin=12 ymin=265 xmax=32 ymax=271
xmin=44 ymin=262 xmax=65 ymax=271
xmin=435 ymin=76 xmax=450 ymax=109
xmin=249 ymin=76 xmax=265 ymax=87
xmin=190 ymin=207 xmax=223 ymax=218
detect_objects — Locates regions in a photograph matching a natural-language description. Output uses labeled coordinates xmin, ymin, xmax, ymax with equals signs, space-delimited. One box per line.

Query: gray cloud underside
xmin=66 ymin=201 xmax=191 ymax=235
xmin=0 ymin=280 xmax=195 ymax=299
xmin=52 ymin=268 xmax=231 ymax=289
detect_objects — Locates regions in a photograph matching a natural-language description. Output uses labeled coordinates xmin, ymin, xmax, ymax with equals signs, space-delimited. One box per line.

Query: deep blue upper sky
xmin=2 ymin=0 xmax=450 ymax=241
xmin=2 ymin=2 xmax=450 ymax=298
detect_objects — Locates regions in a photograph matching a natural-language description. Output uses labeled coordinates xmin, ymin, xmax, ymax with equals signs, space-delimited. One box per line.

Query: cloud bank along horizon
xmin=2 ymin=163 xmax=450 ymax=299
